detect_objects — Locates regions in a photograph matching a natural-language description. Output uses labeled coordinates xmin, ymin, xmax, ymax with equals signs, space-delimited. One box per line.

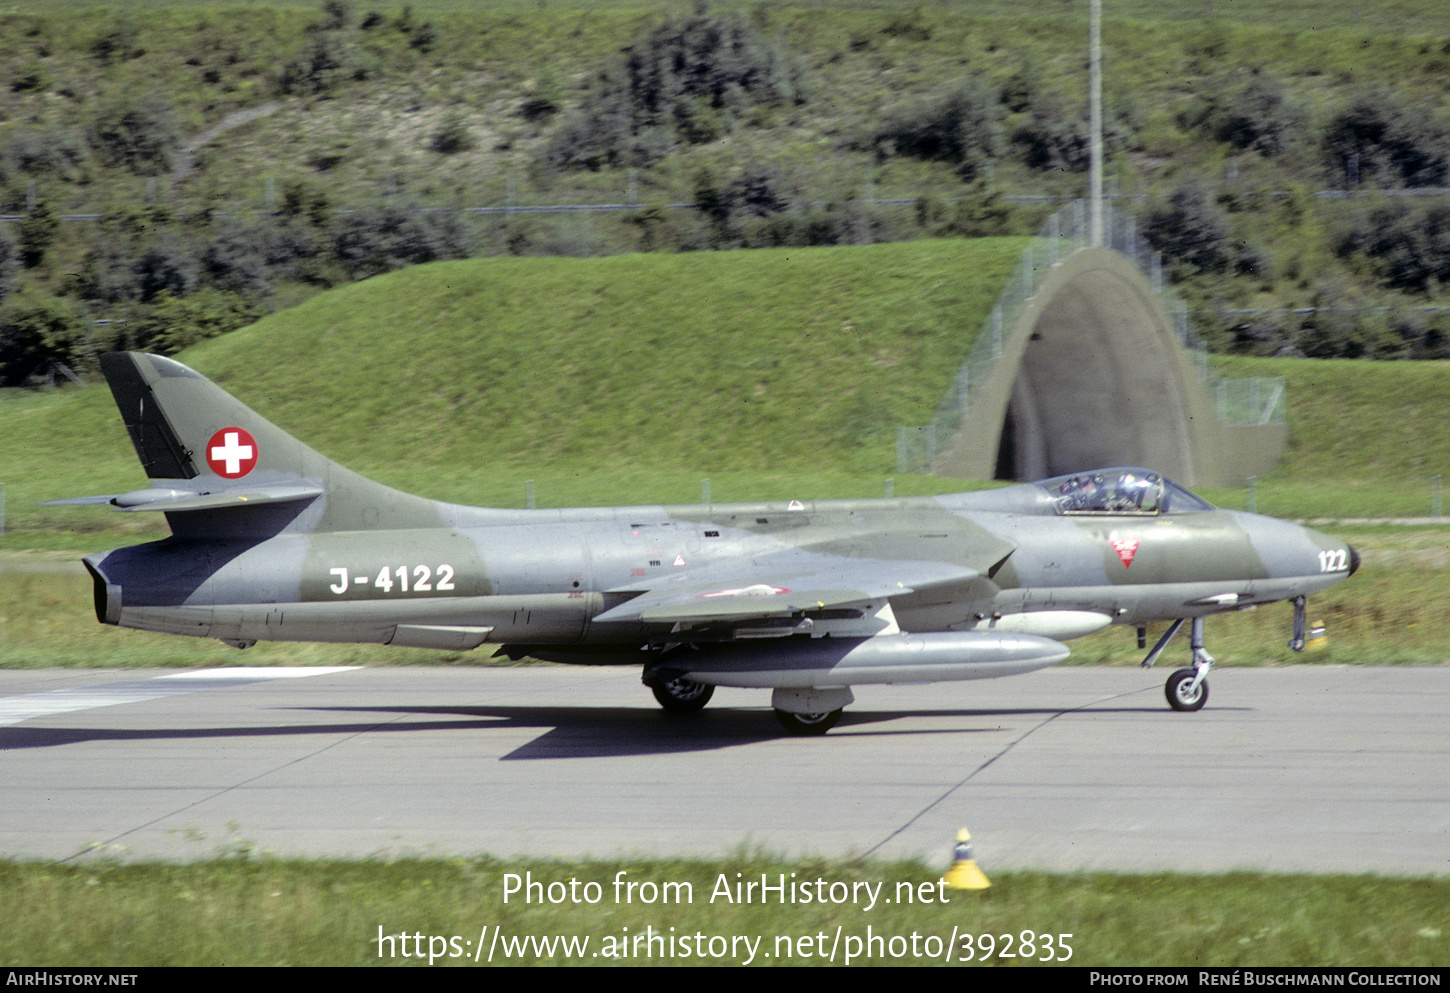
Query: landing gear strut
xmin=1141 ymin=617 xmax=1213 ymax=712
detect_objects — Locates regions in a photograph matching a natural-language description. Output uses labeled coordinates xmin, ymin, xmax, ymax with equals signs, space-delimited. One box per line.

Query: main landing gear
xmin=648 ymin=674 xmax=715 ymax=713
xmin=1141 ymin=616 xmax=1214 ymax=712
xmin=773 ymin=708 xmax=842 ymax=736
xmin=644 ymin=672 xmax=851 ymax=735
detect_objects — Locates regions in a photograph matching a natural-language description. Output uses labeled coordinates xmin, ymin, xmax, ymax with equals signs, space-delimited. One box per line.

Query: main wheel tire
xmin=650 ymin=677 xmax=714 ymax=713
xmin=774 ymin=708 xmax=842 ymax=735
xmin=1165 ymin=668 xmax=1208 ymax=712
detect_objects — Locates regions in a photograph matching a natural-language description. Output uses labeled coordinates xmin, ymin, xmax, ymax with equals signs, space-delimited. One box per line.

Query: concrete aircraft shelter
xmin=932 ymin=246 xmax=1285 ymax=488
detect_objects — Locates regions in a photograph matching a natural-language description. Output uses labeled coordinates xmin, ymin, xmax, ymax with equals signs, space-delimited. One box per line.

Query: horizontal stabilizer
xmin=43 ymin=485 xmax=323 ymax=513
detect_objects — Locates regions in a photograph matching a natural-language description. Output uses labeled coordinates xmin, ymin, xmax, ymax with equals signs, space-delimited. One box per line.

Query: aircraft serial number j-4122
xmin=54 ymin=353 xmax=1358 ymax=734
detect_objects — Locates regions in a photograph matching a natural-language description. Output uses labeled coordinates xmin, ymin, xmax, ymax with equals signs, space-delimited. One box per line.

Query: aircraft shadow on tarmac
xmin=0 ymin=700 xmax=1241 ymax=760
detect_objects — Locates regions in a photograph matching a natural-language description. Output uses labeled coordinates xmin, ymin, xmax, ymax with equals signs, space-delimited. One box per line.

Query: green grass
xmin=1211 ymin=356 xmax=1450 ymax=486
xmin=186 ymin=241 xmax=1024 ymax=473
xmin=1 ymin=856 xmax=1446 ymax=966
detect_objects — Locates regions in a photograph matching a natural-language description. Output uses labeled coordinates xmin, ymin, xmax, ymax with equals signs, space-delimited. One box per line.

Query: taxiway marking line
xmin=0 ymin=667 xmax=359 ymax=727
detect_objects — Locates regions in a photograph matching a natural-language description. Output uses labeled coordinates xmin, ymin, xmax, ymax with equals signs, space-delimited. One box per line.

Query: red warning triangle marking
xmin=1110 ymin=537 xmax=1140 ymax=569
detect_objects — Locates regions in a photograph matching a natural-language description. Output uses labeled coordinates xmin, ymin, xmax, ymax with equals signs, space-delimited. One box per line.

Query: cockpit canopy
xmin=1038 ymin=468 xmax=1214 ymax=516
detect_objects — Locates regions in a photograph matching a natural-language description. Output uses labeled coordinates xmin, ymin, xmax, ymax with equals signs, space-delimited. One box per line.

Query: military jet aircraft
xmin=53 ymin=352 xmax=1358 ymax=734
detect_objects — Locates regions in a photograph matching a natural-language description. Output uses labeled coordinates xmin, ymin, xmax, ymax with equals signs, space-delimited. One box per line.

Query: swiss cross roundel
xmin=206 ymin=427 xmax=258 ymax=479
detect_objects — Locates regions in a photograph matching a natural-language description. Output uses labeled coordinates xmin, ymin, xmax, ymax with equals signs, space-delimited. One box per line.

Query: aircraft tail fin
xmin=95 ymin=352 xmax=442 ymax=535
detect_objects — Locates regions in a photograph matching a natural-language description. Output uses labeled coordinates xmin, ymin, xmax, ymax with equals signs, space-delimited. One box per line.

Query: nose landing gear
xmin=1141 ymin=616 xmax=1213 ymax=712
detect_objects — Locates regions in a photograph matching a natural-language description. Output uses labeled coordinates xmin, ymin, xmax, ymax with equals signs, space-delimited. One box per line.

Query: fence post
xmin=1433 ymin=475 xmax=1442 ymax=518
xmin=701 ymin=478 xmax=710 ymax=505
xmin=525 ymin=480 xmax=535 ymax=510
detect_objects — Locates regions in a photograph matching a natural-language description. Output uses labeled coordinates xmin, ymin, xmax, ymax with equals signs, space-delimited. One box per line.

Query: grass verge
xmin=1 ymin=855 xmax=1446 ymax=966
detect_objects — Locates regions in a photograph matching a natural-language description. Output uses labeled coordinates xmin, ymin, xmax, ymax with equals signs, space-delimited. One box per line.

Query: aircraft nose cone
xmin=1348 ymin=544 xmax=1360 ymax=577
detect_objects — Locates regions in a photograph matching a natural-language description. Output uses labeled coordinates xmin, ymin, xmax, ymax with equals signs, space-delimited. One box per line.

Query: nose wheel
xmin=1142 ymin=617 xmax=1213 ymax=712
xmin=1165 ymin=667 xmax=1209 ymax=711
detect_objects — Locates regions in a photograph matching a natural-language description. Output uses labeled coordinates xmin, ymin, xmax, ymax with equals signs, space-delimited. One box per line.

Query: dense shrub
xmin=539 ymin=5 xmax=810 ymax=172
xmin=0 ymin=294 xmax=87 ymax=385
xmin=74 ymin=241 xmax=143 ymax=305
xmin=3 ymin=128 xmax=89 ymax=181
xmin=330 ymin=202 xmax=476 ymax=278
xmin=203 ymin=216 xmax=326 ymax=300
xmin=720 ymin=164 xmax=798 ymax=221
xmin=0 ymin=227 xmax=19 ymax=303
xmin=1011 ymin=94 xmax=1137 ymax=174
xmin=1141 ymin=182 xmax=1265 ymax=279
xmin=71 ymin=210 xmax=194 ymax=304
xmin=89 ymin=14 xmax=143 ymax=65
xmin=133 ymin=235 xmax=200 ymax=303
xmin=431 ymin=113 xmax=476 ymax=154
xmin=1336 ymin=198 xmax=1450 ymax=293
xmin=1181 ymin=74 xmax=1308 ymax=158
xmin=868 ymin=79 xmax=1002 ymax=181
xmin=914 ymin=184 xmax=1017 ymax=238
xmin=691 ymin=164 xmax=803 ymax=247
xmin=122 ymin=288 xmax=265 ymax=354
xmin=1323 ymin=92 xmax=1450 ymax=187
xmin=1385 ymin=307 xmax=1450 ymax=359
xmin=319 ymin=0 xmax=352 ymax=32
xmin=1012 ymin=108 xmax=1090 ymax=173
xmin=87 ymin=98 xmax=181 ymax=176
xmin=16 ymin=203 xmax=58 ymax=269
xmin=999 ymin=58 xmax=1039 ymax=114
xmin=278 ymin=32 xmax=374 ymax=96
xmin=719 ymin=200 xmax=883 ymax=250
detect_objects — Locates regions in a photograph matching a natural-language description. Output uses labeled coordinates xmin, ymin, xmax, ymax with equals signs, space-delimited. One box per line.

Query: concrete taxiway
xmin=1 ymin=665 xmax=1446 ymax=875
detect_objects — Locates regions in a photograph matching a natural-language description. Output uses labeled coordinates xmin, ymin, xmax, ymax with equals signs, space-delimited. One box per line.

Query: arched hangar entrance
xmin=934 ymin=247 xmax=1283 ymax=488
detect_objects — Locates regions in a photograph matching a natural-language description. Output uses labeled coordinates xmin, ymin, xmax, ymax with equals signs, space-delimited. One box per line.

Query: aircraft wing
xmin=591 ymin=556 xmax=984 ymax=626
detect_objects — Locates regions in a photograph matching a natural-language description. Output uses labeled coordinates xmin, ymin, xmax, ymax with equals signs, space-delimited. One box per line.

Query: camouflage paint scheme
xmin=59 ymin=353 xmax=1358 ymax=734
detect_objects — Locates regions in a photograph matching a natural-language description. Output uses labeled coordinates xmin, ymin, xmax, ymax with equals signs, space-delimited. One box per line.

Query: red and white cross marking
xmin=206 ymin=427 xmax=258 ymax=478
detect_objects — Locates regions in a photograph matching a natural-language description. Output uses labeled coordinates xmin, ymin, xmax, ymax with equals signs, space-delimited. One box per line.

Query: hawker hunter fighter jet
xmin=54 ymin=352 xmax=1358 ymax=734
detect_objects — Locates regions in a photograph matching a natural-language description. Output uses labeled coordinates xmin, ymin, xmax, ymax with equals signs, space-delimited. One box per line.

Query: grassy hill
xmin=0 ymin=238 xmax=1027 ymax=547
